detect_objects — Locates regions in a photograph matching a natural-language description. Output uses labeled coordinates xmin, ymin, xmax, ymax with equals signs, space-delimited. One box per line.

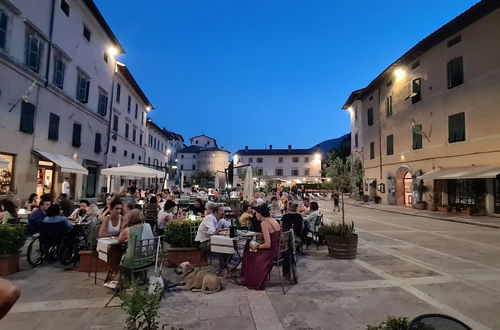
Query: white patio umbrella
xmin=214 ymin=173 xmax=220 ymax=190
xmin=243 ymin=165 xmax=254 ymax=201
xmin=180 ymin=171 xmax=184 ymax=192
xmin=101 ymin=164 xmax=164 ymax=178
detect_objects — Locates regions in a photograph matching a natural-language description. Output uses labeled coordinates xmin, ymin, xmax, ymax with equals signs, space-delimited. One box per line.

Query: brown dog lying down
xmin=173 ymin=261 xmax=223 ymax=294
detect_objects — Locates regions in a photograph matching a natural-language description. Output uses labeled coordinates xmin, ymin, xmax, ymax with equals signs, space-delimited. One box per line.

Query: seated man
xmin=303 ymin=201 xmax=320 ymax=233
xmin=69 ymin=199 xmax=90 ymax=222
xmin=28 ymin=196 xmax=52 ymax=235
xmin=268 ymin=197 xmax=281 ymax=216
xmin=239 ymin=206 xmax=254 ymax=227
xmin=298 ymin=197 xmax=311 ymax=216
xmin=43 ymin=204 xmax=73 ymax=229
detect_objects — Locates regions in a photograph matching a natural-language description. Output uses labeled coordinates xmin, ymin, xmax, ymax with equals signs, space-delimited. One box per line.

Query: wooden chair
xmin=270 ymin=229 xmax=294 ymax=294
xmin=307 ymin=213 xmax=324 ymax=250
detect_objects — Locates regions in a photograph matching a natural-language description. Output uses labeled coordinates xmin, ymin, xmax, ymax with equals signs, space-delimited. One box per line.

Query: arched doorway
xmin=396 ymin=166 xmax=413 ymax=206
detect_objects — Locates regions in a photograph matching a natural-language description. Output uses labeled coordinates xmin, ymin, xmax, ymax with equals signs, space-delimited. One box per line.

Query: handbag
xmin=148 ymin=238 xmax=164 ymax=295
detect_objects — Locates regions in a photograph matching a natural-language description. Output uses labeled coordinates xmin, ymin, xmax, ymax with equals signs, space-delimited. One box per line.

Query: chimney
xmin=245 ymin=146 xmax=248 ymax=151
xmin=269 ymin=145 xmax=273 ymax=150
xmin=288 ymin=145 xmax=292 ymax=150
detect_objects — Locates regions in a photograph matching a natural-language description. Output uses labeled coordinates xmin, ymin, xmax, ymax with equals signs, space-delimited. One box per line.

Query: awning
xmin=417 ymin=166 xmax=500 ymax=180
xmin=101 ymin=164 xmax=164 ymax=178
xmin=34 ymin=150 xmax=88 ymax=175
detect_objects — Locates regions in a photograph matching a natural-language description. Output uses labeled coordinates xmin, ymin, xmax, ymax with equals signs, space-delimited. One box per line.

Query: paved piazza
xmin=2 ymin=200 xmax=500 ymax=330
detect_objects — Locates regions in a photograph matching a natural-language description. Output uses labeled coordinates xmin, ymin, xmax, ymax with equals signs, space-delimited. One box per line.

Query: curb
xmin=345 ymin=201 xmax=500 ymax=229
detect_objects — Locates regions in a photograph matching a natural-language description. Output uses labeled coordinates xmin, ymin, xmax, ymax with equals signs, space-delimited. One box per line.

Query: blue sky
xmin=95 ymin=0 xmax=478 ymax=152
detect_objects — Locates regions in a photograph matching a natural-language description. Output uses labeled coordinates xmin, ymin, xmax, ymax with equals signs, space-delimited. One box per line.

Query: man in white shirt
xmin=195 ymin=206 xmax=229 ymax=243
xmin=62 ymin=177 xmax=71 ymax=196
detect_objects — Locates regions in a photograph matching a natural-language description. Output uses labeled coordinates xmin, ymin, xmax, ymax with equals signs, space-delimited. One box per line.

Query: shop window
xmin=447 ymin=56 xmax=463 ymax=89
xmin=72 ymin=123 xmax=81 ymax=147
xmin=448 ymin=112 xmax=465 ymax=143
xmin=0 ymin=153 xmax=14 ymax=194
xmin=20 ymin=101 xmax=35 ymax=134
xmin=48 ymin=113 xmax=59 ymax=141
xmin=386 ymin=134 xmax=394 ymax=155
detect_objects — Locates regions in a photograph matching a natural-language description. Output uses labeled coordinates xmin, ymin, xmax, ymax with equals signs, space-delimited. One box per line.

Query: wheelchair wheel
xmin=27 ymin=236 xmax=43 ymax=267
xmin=59 ymin=235 xmax=76 ymax=266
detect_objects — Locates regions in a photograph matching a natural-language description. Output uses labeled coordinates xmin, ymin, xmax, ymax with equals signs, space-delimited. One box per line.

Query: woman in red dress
xmin=240 ymin=204 xmax=281 ymax=290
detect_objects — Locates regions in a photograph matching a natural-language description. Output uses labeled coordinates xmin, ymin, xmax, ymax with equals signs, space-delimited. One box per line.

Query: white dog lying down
xmin=173 ymin=261 xmax=223 ymax=294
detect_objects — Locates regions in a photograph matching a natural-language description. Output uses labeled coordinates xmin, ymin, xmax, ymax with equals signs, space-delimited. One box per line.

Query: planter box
xmin=325 ymin=234 xmax=358 ymax=259
xmin=0 ymin=253 xmax=20 ymax=276
xmin=413 ymin=202 xmax=427 ymax=210
xmin=78 ymin=251 xmax=109 ymax=272
xmin=165 ymin=247 xmax=208 ymax=268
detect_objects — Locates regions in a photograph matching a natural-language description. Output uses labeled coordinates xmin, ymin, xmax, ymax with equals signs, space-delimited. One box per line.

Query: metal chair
xmin=143 ymin=203 xmax=158 ymax=233
xmin=308 ymin=213 xmax=324 ymax=250
xmin=270 ymin=229 xmax=294 ymax=294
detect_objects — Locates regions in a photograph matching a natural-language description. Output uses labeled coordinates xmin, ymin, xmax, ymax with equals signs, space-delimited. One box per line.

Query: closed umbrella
xmin=180 ymin=171 xmax=184 ymax=192
xmin=214 ymin=173 xmax=220 ymax=190
xmin=243 ymin=166 xmax=254 ymax=201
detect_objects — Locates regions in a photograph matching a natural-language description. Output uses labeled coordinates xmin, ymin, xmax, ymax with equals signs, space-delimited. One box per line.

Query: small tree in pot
xmin=0 ymin=224 xmax=27 ymax=275
xmin=320 ymin=156 xmax=362 ymax=259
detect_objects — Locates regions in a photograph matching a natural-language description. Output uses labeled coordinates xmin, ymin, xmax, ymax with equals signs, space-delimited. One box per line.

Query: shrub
xmin=0 ymin=224 xmax=27 ymax=255
xmin=366 ymin=316 xmax=409 ymax=330
xmin=121 ymin=284 xmax=162 ymax=330
xmin=164 ymin=220 xmax=202 ymax=248
xmin=318 ymin=221 xmax=355 ymax=238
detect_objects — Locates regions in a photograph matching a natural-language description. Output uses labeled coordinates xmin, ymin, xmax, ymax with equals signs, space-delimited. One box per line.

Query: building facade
xmin=0 ymin=0 xmax=123 ymax=201
xmin=343 ymin=0 xmax=500 ymax=215
xmin=233 ymin=145 xmax=322 ymax=187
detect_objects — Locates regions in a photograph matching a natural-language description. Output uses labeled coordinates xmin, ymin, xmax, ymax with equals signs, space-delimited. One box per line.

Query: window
xmin=124 ymin=150 xmax=127 ymax=157
xmin=26 ymin=33 xmax=42 ymax=72
xmin=76 ymin=73 xmax=90 ymax=103
xmin=180 ymin=165 xmax=184 ymax=170
xmin=181 ymin=155 xmax=184 ymax=159
xmin=367 ymin=108 xmax=373 ymax=126
xmin=256 ymin=157 xmax=263 ymax=163
xmin=135 ymin=104 xmax=138 ymax=119
xmin=0 ymin=153 xmax=14 ymax=194
xmin=125 ymin=123 xmax=129 ymax=138
xmin=141 ymin=113 xmax=144 ymax=125
xmin=53 ymin=56 xmax=65 ymax=88
xmin=411 ymin=60 xmax=420 ymax=70
xmin=83 ymin=25 xmax=91 ymax=41
xmin=369 ymin=142 xmax=375 ymax=159
xmin=192 ymin=165 xmax=196 ymax=170
xmin=131 ymin=153 xmax=135 ymax=160
xmin=138 ymin=156 xmax=141 ymax=161
xmin=354 ymin=107 xmax=358 ymax=121
xmin=291 ymin=169 xmax=299 ymax=176
xmin=132 ymin=128 xmax=136 ymax=142
xmin=275 ymin=168 xmax=283 ymax=176
xmin=412 ymin=124 xmax=423 ymax=150
xmin=385 ymin=95 xmax=393 ymax=116
xmin=304 ymin=157 xmax=310 ymax=163
xmin=111 ymin=146 xmax=116 ymax=153
xmin=386 ymin=80 xmax=393 ymax=88
xmin=195 ymin=140 xmax=198 ymax=144
xmin=116 ymin=83 xmax=121 ymax=103
xmin=193 ymin=155 xmax=196 ymax=159
xmin=139 ymin=133 xmax=142 ymax=146
xmin=304 ymin=168 xmax=310 ymax=176
xmin=20 ymin=101 xmax=35 ymax=134
xmin=386 ymin=134 xmax=394 ymax=155
xmin=447 ymin=35 xmax=461 ymax=48
xmin=411 ymin=78 xmax=421 ymax=103
xmin=97 ymin=92 xmax=108 ymax=116
xmin=448 ymin=112 xmax=465 ymax=143
xmin=292 ymin=157 xmax=299 ymax=163
xmin=94 ymin=133 xmax=102 ymax=153
xmin=248 ymin=157 xmax=253 ymax=163
xmin=354 ymin=133 xmax=358 ymax=148
xmin=72 ymin=123 xmax=81 ymax=148
xmin=60 ymin=0 xmax=70 ymax=16
xmin=113 ymin=115 xmax=118 ymax=132
xmin=257 ymin=168 xmax=263 ymax=176
xmin=127 ymin=96 xmax=131 ymax=113
xmin=48 ymin=113 xmax=59 ymax=141
xmin=0 ymin=10 xmax=7 ymax=50
xmin=447 ymin=56 xmax=464 ymax=89
xmin=278 ymin=157 xmax=283 ymax=163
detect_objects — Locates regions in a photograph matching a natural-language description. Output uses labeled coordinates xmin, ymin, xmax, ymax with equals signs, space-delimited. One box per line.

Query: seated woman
xmin=98 ymin=198 xmax=123 ymax=238
xmin=268 ymin=197 xmax=281 ymax=216
xmin=0 ymin=199 xmax=18 ymax=224
xmin=191 ymin=198 xmax=205 ymax=216
xmin=25 ymin=193 xmax=39 ymax=211
xmin=280 ymin=202 xmax=304 ymax=241
xmin=239 ymin=204 xmax=281 ymax=290
xmin=156 ymin=200 xmax=176 ymax=236
xmin=118 ymin=209 xmax=154 ymax=287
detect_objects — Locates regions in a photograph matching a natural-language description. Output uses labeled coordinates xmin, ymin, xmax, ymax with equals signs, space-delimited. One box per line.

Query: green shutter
xmin=48 ymin=113 xmax=59 ymax=141
xmin=72 ymin=123 xmax=81 ymax=147
xmin=20 ymin=101 xmax=35 ymax=133
xmin=0 ymin=11 xmax=7 ymax=49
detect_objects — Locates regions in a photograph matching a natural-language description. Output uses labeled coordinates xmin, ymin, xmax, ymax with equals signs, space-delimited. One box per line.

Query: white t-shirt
xmin=157 ymin=210 xmax=173 ymax=230
xmin=62 ymin=181 xmax=70 ymax=194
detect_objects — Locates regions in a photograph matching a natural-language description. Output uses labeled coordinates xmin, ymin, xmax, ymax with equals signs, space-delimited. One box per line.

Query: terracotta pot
xmin=164 ymin=247 xmax=208 ymax=268
xmin=325 ymin=234 xmax=358 ymax=259
xmin=78 ymin=251 xmax=109 ymax=272
xmin=0 ymin=253 xmax=20 ymax=276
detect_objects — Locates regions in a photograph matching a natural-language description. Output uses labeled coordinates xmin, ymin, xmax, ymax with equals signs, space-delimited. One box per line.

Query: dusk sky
xmin=94 ymin=0 xmax=477 ymax=153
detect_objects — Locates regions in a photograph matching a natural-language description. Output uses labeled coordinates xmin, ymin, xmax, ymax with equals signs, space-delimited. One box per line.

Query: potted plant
xmin=322 ymin=155 xmax=362 ymax=259
xmin=0 ymin=224 xmax=27 ymax=275
xmin=164 ymin=219 xmax=207 ymax=267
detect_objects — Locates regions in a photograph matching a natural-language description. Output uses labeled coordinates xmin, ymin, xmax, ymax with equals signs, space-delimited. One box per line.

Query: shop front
xmin=0 ymin=153 xmax=15 ymax=196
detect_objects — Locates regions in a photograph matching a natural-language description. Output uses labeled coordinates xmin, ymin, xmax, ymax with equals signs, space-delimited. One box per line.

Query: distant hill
xmin=311 ymin=133 xmax=350 ymax=156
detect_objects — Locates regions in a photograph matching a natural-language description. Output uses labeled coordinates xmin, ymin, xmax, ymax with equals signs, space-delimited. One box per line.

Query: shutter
xmin=447 ymin=60 xmax=453 ymax=88
xmin=448 ymin=114 xmax=455 ymax=142
xmin=94 ymin=133 xmax=102 ymax=153
xmin=48 ymin=113 xmax=59 ymax=141
xmin=20 ymin=101 xmax=35 ymax=133
xmin=0 ymin=12 xmax=7 ymax=49
xmin=72 ymin=123 xmax=81 ymax=147
xmin=457 ymin=112 xmax=465 ymax=141
xmin=84 ymin=80 xmax=90 ymax=103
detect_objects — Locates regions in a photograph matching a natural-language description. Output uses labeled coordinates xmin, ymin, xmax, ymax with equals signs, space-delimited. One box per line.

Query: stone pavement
xmin=2 ymin=203 xmax=500 ymax=329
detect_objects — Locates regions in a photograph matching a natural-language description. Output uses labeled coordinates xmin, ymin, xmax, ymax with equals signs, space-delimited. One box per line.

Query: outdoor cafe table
xmin=210 ymin=230 xmax=259 ymax=275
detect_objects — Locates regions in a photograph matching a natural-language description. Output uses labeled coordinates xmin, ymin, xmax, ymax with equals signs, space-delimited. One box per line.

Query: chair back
xmin=277 ymin=230 xmax=292 ymax=260
xmin=189 ymin=221 xmax=200 ymax=247
xmin=39 ymin=222 xmax=68 ymax=245
xmin=143 ymin=203 xmax=158 ymax=221
xmin=314 ymin=213 xmax=323 ymax=228
xmin=130 ymin=236 xmax=159 ymax=266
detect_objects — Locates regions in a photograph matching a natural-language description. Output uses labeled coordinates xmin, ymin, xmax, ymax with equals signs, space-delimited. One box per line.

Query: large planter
xmin=78 ymin=251 xmax=109 ymax=272
xmin=164 ymin=247 xmax=208 ymax=268
xmin=325 ymin=234 xmax=358 ymax=259
xmin=0 ymin=253 xmax=20 ymax=276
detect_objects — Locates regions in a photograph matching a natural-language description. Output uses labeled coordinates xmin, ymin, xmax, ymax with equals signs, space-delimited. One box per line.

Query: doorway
xmin=37 ymin=161 xmax=54 ymax=197
xmin=396 ymin=166 xmax=413 ymax=206
xmin=86 ymin=167 xmax=98 ymax=198
xmin=493 ymin=175 xmax=500 ymax=214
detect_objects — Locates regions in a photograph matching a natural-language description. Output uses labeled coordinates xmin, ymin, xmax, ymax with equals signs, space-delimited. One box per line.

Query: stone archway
xmin=395 ymin=165 xmax=413 ymax=206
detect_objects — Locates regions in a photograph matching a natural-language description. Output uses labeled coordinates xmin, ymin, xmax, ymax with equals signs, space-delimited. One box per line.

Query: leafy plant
xmin=164 ymin=220 xmax=202 ymax=248
xmin=190 ymin=171 xmax=215 ymax=188
xmin=120 ymin=283 xmax=162 ymax=330
xmin=318 ymin=221 xmax=355 ymax=238
xmin=0 ymin=224 xmax=27 ymax=255
xmin=366 ymin=316 xmax=409 ymax=330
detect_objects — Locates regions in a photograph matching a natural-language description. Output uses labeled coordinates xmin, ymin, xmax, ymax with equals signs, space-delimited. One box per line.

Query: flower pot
xmin=0 ymin=253 xmax=20 ymax=276
xmin=325 ymin=234 xmax=358 ymax=259
xmin=78 ymin=251 xmax=109 ymax=272
xmin=164 ymin=247 xmax=208 ymax=268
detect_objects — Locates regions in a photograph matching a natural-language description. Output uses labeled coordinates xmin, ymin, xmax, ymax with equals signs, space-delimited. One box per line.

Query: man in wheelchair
xmin=39 ymin=204 xmax=73 ymax=256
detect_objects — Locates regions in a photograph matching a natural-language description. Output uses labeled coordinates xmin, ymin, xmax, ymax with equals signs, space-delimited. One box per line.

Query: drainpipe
xmin=44 ymin=0 xmax=56 ymax=87
xmin=378 ymin=87 xmax=383 ymax=181
xmin=103 ymin=60 xmax=116 ymax=168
